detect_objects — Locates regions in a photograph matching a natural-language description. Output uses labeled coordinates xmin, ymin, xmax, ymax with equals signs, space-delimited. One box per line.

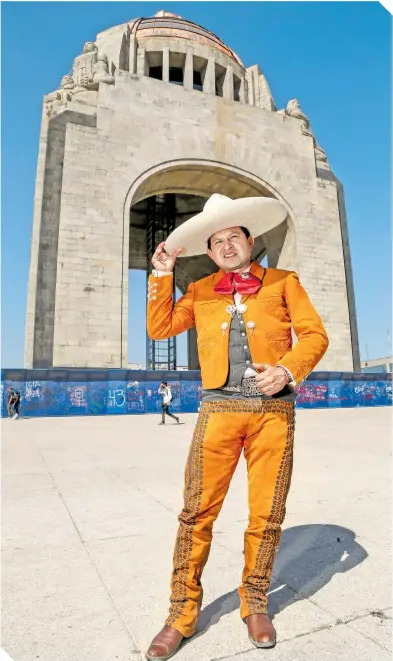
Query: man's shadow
xmin=195 ymin=524 xmax=368 ymax=636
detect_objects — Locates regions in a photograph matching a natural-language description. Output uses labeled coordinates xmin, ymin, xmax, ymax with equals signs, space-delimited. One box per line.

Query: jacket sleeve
xmin=147 ymin=273 xmax=195 ymax=340
xmin=277 ymin=271 xmax=329 ymax=383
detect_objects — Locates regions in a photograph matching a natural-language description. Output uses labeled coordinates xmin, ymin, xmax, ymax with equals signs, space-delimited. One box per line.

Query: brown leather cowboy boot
xmin=145 ymin=625 xmax=184 ymax=661
xmin=246 ymin=614 xmax=276 ymax=648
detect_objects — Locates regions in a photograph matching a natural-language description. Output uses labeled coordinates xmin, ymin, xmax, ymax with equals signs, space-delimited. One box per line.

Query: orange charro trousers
xmin=165 ymin=399 xmax=295 ymax=637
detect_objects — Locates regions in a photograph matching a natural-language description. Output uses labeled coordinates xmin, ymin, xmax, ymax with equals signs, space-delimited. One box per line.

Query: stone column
xmin=163 ymin=47 xmax=170 ymax=83
xmin=258 ymin=72 xmax=276 ymax=111
xmin=223 ymin=65 xmax=234 ymax=100
xmin=203 ymin=57 xmax=216 ymax=95
xmin=27 ymin=115 xmax=68 ymax=367
xmin=245 ymin=64 xmax=275 ymax=111
xmin=184 ymin=50 xmax=193 ymax=90
xmin=335 ymin=178 xmax=361 ymax=370
xmin=129 ymin=35 xmax=138 ymax=74
xmin=188 ymin=327 xmax=200 ymax=370
xmin=246 ymin=66 xmax=257 ymax=106
xmin=25 ymin=111 xmax=49 ymax=367
xmin=239 ymin=77 xmax=247 ymax=104
xmin=137 ymin=47 xmax=146 ymax=76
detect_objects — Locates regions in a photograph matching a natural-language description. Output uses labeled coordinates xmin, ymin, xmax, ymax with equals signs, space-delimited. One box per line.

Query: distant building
xmin=361 ymin=357 xmax=393 ymax=374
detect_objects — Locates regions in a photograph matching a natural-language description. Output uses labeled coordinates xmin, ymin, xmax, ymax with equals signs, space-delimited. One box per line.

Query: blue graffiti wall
xmin=1 ymin=369 xmax=391 ymax=418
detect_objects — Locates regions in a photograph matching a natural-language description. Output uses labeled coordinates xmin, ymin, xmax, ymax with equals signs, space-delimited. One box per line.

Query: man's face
xmin=207 ymin=226 xmax=254 ymax=271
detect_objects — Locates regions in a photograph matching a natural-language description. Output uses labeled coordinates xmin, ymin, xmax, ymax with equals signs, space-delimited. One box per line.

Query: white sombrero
xmin=164 ymin=194 xmax=288 ymax=257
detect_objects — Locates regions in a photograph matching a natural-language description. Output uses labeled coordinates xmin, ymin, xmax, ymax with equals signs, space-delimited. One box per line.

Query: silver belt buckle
xmin=221 ymin=377 xmax=259 ymax=397
xmin=242 ymin=377 xmax=260 ymax=397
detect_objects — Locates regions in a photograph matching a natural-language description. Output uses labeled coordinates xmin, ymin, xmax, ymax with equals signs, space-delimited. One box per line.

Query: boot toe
xmin=145 ymin=626 xmax=183 ymax=661
xmin=146 ymin=644 xmax=168 ymax=659
xmin=247 ymin=614 xmax=276 ymax=648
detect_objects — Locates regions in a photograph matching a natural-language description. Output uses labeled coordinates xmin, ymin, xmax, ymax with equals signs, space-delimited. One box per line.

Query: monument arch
xmin=124 ymin=160 xmax=297 ymax=368
xmin=25 ymin=10 xmax=360 ymax=371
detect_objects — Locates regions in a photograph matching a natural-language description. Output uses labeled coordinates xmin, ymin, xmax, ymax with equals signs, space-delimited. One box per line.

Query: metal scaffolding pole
xmin=146 ymin=194 xmax=177 ymax=371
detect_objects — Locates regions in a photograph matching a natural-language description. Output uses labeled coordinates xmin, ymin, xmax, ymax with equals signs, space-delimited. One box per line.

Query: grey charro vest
xmin=201 ymin=308 xmax=296 ymax=402
xmin=224 ymin=311 xmax=251 ymax=387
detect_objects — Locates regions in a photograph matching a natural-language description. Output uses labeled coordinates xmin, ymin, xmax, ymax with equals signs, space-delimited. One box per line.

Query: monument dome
xmin=127 ymin=10 xmax=244 ymax=67
xmin=93 ymin=9 xmax=247 ymax=101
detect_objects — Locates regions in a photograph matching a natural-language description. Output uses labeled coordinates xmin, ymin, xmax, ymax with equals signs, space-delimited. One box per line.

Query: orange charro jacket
xmin=147 ymin=261 xmax=329 ymax=388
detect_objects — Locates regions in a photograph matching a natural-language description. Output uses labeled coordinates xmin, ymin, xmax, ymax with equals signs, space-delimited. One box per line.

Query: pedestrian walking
xmin=7 ymin=387 xmax=16 ymax=418
xmin=158 ymin=382 xmax=180 ymax=425
xmin=12 ymin=390 xmax=21 ymax=419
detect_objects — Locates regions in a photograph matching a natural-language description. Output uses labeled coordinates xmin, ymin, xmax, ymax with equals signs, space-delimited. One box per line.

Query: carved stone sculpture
xmin=44 ymin=91 xmax=60 ymax=116
xmin=72 ymin=42 xmax=114 ymax=91
xmin=285 ymin=99 xmax=329 ymax=166
xmin=285 ymin=99 xmax=313 ymax=137
xmin=84 ymin=41 xmax=97 ymax=52
xmin=44 ymin=41 xmax=114 ymax=116
xmin=59 ymin=75 xmax=75 ymax=97
xmin=314 ymin=142 xmax=328 ymax=162
xmin=71 ymin=73 xmax=92 ymax=96
xmin=44 ymin=75 xmax=75 ymax=116
xmin=73 ymin=41 xmax=99 ymax=88
xmin=92 ymin=52 xmax=114 ymax=84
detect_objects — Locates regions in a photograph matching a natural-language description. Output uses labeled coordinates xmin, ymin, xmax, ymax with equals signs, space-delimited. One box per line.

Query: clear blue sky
xmin=1 ymin=2 xmax=391 ymax=368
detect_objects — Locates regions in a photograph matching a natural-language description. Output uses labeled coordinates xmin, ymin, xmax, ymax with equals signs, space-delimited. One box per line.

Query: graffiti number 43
xmin=108 ymin=389 xmax=125 ymax=407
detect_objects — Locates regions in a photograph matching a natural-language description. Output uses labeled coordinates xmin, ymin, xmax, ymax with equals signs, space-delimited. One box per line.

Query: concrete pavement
xmin=2 ymin=408 xmax=392 ymax=661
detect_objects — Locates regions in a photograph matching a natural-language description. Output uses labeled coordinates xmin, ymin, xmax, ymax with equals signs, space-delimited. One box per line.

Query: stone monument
xmin=25 ymin=10 xmax=360 ymax=371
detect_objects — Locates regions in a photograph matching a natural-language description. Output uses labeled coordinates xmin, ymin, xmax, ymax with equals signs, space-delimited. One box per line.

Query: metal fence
xmin=1 ymin=369 xmax=392 ymax=418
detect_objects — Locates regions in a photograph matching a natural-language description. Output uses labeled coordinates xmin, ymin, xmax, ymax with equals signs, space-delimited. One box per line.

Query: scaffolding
xmin=146 ymin=194 xmax=177 ymax=370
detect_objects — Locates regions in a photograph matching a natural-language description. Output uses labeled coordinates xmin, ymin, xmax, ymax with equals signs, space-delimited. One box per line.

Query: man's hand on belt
xmin=253 ymin=364 xmax=288 ymax=396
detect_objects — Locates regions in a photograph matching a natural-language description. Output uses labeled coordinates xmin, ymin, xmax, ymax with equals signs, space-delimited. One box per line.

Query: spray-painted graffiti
xmin=1 ymin=371 xmax=391 ymax=418
xmin=108 ymin=388 xmax=126 ymax=408
xmin=68 ymin=385 xmax=88 ymax=408
xmin=126 ymin=382 xmax=145 ymax=413
xmin=296 ymin=383 xmax=328 ymax=405
xmin=25 ymin=381 xmax=42 ymax=400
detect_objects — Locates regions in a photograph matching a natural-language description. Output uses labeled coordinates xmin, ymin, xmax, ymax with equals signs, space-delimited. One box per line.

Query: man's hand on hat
xmin=253 ymin=364 xmax=288 ymax=396
xmin=152 ymin=241 xmax=183 ymax=273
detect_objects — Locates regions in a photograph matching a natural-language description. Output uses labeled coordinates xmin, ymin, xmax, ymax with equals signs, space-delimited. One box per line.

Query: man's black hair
xmin=162 ymin=381 xmax=167 ymax=386
xmin=207 ymin=226 xmax=251 ymax=250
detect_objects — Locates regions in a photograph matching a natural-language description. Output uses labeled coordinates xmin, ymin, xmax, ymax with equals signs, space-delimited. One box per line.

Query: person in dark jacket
xmin=7 ymin=387 xmax=21 ymax=419
xmin=13 ymin=390 xmax=21 ymax=419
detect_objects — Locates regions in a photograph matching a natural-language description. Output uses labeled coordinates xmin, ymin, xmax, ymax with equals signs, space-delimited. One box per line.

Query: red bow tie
xmin=214 ymin=271 xmax=262 ymax=295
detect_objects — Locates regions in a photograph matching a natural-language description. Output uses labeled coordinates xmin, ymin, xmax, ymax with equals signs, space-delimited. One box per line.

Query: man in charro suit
xmin=145 ymin=194 xmax=329 ymax=660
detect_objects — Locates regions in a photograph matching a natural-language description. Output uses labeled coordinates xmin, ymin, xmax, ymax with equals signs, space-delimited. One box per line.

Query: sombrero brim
xmin=164 ymin=197 xmax=288 ymax=257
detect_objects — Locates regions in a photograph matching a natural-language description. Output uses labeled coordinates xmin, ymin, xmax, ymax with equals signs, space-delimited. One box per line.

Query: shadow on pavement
xmin=195 ymin=524 xmax=368 ymax=636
